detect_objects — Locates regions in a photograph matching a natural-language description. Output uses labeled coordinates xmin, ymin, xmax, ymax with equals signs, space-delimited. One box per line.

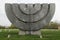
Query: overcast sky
xmin=0 ymin=0 xmax=60 ymax=26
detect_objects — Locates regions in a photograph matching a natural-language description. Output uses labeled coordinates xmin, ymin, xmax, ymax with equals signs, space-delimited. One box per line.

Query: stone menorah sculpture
xmin=5 ymin=3 xmax=55 ymax=35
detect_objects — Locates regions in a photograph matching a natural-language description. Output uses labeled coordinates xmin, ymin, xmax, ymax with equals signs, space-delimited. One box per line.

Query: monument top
xmin=5 ymin=3 xmax=55 ymax=31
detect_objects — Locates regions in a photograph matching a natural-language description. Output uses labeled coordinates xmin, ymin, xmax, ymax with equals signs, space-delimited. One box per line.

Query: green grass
xmin=0 ymin=29 xmax=60 ymax=40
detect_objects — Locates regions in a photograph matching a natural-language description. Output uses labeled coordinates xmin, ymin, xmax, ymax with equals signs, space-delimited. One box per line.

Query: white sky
xmin=0 ymin=0 xmax=60 ymax=26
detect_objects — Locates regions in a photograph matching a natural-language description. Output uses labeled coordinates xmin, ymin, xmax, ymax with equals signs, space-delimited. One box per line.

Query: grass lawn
xmin=0 ymin=29 xmax=60 ymax=40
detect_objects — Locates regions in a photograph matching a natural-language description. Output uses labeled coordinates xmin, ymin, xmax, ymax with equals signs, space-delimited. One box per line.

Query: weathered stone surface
xmin=5 ymin=3 xmax=55 ymax=31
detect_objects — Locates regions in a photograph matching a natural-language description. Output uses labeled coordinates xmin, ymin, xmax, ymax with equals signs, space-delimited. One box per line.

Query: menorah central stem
xmin=28 ymin=5 xmax=32 ymax=35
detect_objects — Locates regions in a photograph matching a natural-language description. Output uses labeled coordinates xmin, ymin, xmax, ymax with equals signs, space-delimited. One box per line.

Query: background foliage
xmin=0 ymin=22 xmax=60 ymax=29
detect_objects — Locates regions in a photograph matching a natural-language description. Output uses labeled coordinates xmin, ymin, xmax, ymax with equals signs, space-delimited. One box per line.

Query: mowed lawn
xmin=0 ymin=29 xmax=60 ymax=40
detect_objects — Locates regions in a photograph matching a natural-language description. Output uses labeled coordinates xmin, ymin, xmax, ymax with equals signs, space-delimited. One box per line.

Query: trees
xmin=0 ymin=25 xmax=5 ymax=29
xmin=9 ymin=24 xmax=17 ymax=29
xmin=43 ymin=22 xmax=58 ymax=29
xmin=0 ymin=22 xmax=59 ymax=29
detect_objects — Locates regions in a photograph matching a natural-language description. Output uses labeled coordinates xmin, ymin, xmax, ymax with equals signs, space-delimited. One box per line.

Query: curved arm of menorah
xmin=5 ymin=4 xmax=17 ymax=24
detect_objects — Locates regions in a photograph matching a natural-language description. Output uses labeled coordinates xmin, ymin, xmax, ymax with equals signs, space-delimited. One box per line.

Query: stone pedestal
xmin=18 ymin=30 xmax=42 ymax=38
xmin=19 ymin=31 xmax=25 ymax=35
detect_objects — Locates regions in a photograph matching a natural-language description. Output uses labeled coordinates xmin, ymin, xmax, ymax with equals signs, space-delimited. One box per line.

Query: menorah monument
xmin=5 ymin=3 xmax=55 ymax=35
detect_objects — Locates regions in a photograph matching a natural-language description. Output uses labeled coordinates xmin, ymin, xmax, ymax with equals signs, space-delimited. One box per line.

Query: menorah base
xmin=18 ymin=30 xmax=42 ymax=38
